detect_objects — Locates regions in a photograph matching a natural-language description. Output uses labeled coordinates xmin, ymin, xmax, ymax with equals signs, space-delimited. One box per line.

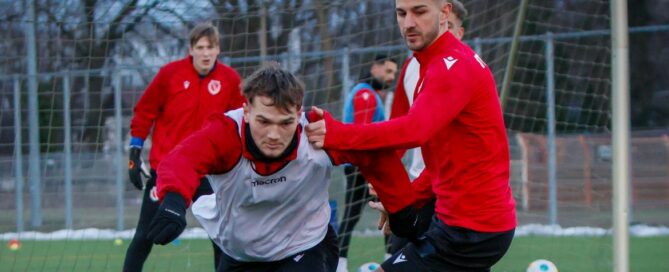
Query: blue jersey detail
xmin=342 ymin=82 xmax=385 ymax=124
xmin=130 ymin=137 xmax=144 ymax=148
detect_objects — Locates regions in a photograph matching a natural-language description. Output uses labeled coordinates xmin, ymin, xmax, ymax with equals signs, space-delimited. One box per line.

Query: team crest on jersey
xmin=149 ymin=186 xmax=159 ymax=202
xmin=183 ymin=80 xmax=190 ymax=90
xmin=208 ymin=80 xmax=221 ymax=95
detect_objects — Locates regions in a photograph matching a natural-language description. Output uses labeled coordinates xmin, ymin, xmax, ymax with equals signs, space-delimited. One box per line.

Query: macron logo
xmin=443 ymin=56 xmax=458 ymax=70
xmin=393 ymin=253 xmax=407 ymax=264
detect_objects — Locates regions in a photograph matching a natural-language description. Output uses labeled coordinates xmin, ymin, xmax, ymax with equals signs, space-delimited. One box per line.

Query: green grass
xmin=1 ymin=236 xmax=667 ymax=271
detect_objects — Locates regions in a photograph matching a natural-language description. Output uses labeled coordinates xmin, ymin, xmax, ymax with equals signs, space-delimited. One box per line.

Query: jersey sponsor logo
xmin=250 ymin=176 xmax=287 ymax=187
xmin=183 ymin=80 xmax=190 ymax=90
xmin=208 ymin=80 xmax=221 ymax=95
xmin=443 ymin=56 xmax=458 ymax=70
xmin=149 ymin=186 xmax=159 ymax=202
xmin=362 ymin=91 xmax=370 ymax=100
xmin=393 ymin=252 xmax=407 ymax=264
xmin=474 ymin=53 xmax=487 ymax=68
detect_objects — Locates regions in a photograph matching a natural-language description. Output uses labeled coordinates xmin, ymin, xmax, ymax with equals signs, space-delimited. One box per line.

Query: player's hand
xmin=128 ymin=147 xmax=144 ymax=190
xmin=368 ymin=183 xmax=378 ymax=197
xmin=146 ymin=192 xmax=187 ymax=245
xmin=369 ymin=201 xmax=392 ymax=236
xmin=305 ymin=106 xmax=326 ymax=148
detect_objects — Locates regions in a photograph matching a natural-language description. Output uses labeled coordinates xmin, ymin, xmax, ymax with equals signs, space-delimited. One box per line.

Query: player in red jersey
xmin=306 ymin=0 xmax=516 ymax=271
xmin=124 ymin=23 xmax=244 ymax=271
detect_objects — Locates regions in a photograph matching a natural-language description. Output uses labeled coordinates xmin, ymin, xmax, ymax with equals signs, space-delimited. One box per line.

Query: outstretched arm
xmin=329 ymin=149 xmax=415 ymax=213
xmin=307 ymin=62 xmax=474 ymax=151
xmin=148 ymin=114 xmax=241 ymax=245
xmin=156 ymin=114 xmax=242 ymax=204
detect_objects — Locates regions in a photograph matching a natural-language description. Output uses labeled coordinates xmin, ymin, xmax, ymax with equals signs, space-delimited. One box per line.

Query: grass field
xmin=1 ymin=236 xmax=668 ymax=271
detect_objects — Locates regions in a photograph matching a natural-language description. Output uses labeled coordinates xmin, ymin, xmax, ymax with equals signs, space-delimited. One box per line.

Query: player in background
xmin=337 ymin=55 xmax=398 ymax=271
xmin=371 ymin=0 xmax=469 ymax=255
xmin=305 ymin=0 xmax=516 ymax=270
xmin=124 ymin=23 xmax=245 ymax=271
xmin=145 ymin=64 xmax=417 ymax=272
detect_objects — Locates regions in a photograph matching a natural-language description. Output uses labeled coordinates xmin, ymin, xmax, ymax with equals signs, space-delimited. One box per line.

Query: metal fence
xmin=1 ymin=25 xmax=668 ymax=233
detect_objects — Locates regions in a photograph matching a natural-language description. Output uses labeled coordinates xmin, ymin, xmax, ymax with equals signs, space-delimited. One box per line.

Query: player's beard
xmin=404 ymin=20 xmax=440 ymax=52
xmin=370 ymin=77 xmax=388 ymax=91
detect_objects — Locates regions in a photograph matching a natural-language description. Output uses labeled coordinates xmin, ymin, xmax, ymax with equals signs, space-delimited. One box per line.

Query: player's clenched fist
xmin=146 ymin=192 xmax=187 ymax=245
xmin=305 ymin=106 xmax=327 ymax=148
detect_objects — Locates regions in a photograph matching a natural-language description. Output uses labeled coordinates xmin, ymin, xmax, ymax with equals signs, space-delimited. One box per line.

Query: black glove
xmin=146 ymin=192 xmax=188 ymax=245
xmin=128 ymin=147 xmax=144 ymax=190
xmin=388 ymin=206 xmax=422 ymax=240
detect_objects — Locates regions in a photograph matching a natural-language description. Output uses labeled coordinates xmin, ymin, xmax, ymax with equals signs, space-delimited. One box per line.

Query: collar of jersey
xmin=240 ymin=119 xmax=300 ymax=176
xmin=413 ymin=31 xmax=456 ymax=67
xmin=187 ymin=55 xmax=218 ymax=79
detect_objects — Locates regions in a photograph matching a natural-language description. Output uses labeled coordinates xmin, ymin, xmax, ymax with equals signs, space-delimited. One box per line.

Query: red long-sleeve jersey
xmin=156 ymin=112 xmax=416 ymax=213
xmin=322 ymin=32 xmax=516 ymax=232
xmin=352 ymin=88 xmax=381 ymax=124
xmin=130 ymin=56 xmax=245 ymax=169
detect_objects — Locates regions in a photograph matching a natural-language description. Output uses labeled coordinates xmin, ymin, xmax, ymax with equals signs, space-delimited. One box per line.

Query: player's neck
xmin=242 ymin=123 xmax=300 ymax=163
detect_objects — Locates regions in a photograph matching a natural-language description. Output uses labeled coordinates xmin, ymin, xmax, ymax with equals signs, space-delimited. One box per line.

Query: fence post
xmin=611 ymin=1 xmax=631 ymax=270
xmin=26 ymin=0 xmax=42 ymax=228
xmin=340 ymin=47 xmax=350 ymax=105
xmin=516 ymin=134 xmax=530 ymax=211
xmin=578 ymin=135 xmax=593 ymax=207
xmin=14 ymin=76 xmax=25 ymax=233
xmin=473 ymin=37 xmax=483 ymax=56
xmin=113 ymin=73 xmax=124 ymax=231
xmin=664 ymin=135 xmax=669 ymax=200
xmin=63 ymin=74 xmax=73 ymax=229
xmin=280 ymin=52 xmax=289 ymax=71
xmin=545 ymin=32 xmax=558 ymax=226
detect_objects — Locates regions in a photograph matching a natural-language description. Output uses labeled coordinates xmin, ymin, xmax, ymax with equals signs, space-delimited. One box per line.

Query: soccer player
xmin=124 ymin=23 xmax=245 ymax=271
xmin=145 ymin=64 xmax=416 ymax=272
xmin=338 ymin=54 xmax=398 ymax=271
xmin=305 ymin=0 xmax=516 ymax=271
xmin=377 ymin=0 xmax=469 ymax=255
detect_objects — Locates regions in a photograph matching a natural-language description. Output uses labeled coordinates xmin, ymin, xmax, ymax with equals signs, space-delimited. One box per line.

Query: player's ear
xmin=439 ymin=2 xmax=452 ymax=27
xmin=243 ymin=102 xmax=250 ymax=122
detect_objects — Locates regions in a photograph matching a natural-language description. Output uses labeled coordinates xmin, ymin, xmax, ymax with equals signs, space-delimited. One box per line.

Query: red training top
xmin=322 ymin=32 xmax=516 ymax=232
xmin=130 ymin=56 xmax=245 ymax=169
xmin=352 ymin=88 xmax=381 ymax=124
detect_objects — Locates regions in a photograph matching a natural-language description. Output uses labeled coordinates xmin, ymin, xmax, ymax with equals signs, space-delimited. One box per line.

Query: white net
xmin=1 ymin=0 xmax=668 ymax=271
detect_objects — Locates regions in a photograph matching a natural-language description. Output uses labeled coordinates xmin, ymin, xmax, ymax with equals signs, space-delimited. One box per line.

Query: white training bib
xmin=192 ymin=109 xmax=333 ymax=262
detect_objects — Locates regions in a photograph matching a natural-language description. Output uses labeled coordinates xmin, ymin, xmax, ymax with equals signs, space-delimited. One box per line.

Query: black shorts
xmin=388 ymin=199 xmax=436 ymax=254
xmin=216 ymin=225 xmax=338 ymax=272
xmin=381 ymin=216 xmax=514 ymax=272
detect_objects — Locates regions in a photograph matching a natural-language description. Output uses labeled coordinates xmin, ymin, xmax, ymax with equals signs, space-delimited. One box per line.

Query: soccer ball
xmin=357 ymin=262 xmax=380 ymax=272
xmin=8 ymin=239 xmax=21 ymax=251
xmin=527 ymin=259 xmax=558 ymax=272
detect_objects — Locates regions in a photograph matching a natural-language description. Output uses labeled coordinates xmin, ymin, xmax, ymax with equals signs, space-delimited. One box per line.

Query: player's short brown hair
xmin=189 ymin=23 xmax=220 ymax=48
xmin=449 ymin=0 xmax=469 ymax=26
xmin=243 ymin=63 xmax=304 ymax=113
